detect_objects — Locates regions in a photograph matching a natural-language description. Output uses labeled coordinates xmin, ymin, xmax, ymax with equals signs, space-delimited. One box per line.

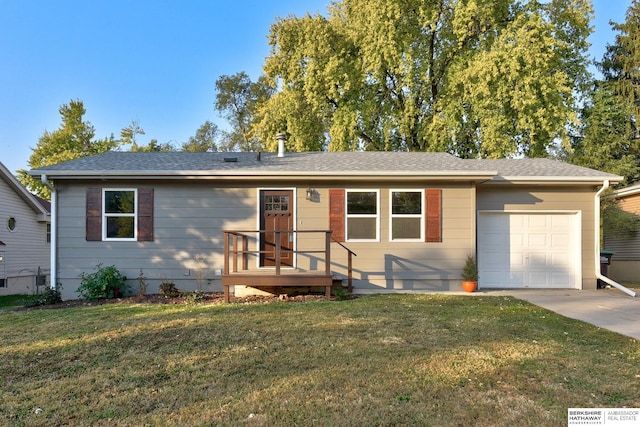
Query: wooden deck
xmin=221 ymin=229 xmax=354 ymax=303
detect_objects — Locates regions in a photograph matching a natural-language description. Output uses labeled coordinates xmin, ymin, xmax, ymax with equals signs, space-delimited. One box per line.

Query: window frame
xmin=7 ymin=217 xmax=16 ymax=232
xmin=345 ymin=189 xmax=380 ymax=242
xmin=102 ymin=188 xmax=138 ymax=241
xmin=389 ymin=189 xmax=425 ymax=242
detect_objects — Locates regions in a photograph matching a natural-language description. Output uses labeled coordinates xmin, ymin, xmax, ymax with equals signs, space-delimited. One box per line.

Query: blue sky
xmin=0 ymin=0 xmax=630 ymax=175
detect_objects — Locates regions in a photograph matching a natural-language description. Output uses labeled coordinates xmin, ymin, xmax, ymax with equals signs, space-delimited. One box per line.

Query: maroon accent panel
xmin=329 ymin=189 xmax=345 ymax=242
xmin=86 ymin=188 xmax=102 ymax=241
xmin=425 ymin=189 xmax=442 ymax=243
xmin=137 ymin=188 xmax=154 ymax=242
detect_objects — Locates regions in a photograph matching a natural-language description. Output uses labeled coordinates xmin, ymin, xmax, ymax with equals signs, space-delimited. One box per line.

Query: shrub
xmin=332 ymin=287 xmax=351 ymax=301
xmin=25 ymin=286 xmax=63 ymax=307
xmin=159 ymin=282 xmax=180 ymax=299
xmin=184 ymin=290 xmax=206 ymax=304
xmin=77 ymin=264 xmax=129 ymax=301
xmin=461 ymin=254 xmax=478 ymax=282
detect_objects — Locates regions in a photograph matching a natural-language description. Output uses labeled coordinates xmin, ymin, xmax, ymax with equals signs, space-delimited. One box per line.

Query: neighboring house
xmin=28 ymin=150 xmax=621 ymax=301
xmin=604 ymin=182 xmax=640 ymax=284
xmin=0 ymin=161 xmax=50 ymax=296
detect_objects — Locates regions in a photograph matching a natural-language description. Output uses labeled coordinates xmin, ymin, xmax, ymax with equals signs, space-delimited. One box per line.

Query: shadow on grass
xmin=1 ymin=294 xmax=638 ymax=426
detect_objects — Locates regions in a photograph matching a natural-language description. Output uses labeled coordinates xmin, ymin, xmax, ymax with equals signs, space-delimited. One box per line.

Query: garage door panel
xmin=527 ymin=215 xmax=548 ymax=228
xmin=551 ymin=215 xmax=571 ymax=227
xmin=508 ymin=271 xmax=525 ymax=286
xmin=528 ymin=233 xmax=549 ymax=249
xmin=478 ymin=212 xmax=579 ymax=289
xmin=528 ymin=253 xmax=549 ymax=267
xmin=510 ymin=252 xmax=525 ymax=267
xmin=551 ymin=271 xmax=573 ymax=286
xmin=551 ymin=234 xmax=570 ymax=248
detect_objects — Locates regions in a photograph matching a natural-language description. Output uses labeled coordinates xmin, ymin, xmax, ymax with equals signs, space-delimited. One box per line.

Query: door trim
xmin=256 ymin=187 xmax=297 ymax=269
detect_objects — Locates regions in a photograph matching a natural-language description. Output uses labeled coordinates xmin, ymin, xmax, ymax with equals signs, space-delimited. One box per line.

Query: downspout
xmin=595 ymin=180 xmax=636 ymax=297
xmin=41 ymin=175 xmax=57 ymax=291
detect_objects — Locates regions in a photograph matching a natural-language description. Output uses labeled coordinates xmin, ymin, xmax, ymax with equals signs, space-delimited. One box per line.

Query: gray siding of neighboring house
xmin=605 ymin=192 xmax=640 ymax=284
xmin=0 ymin=177 xmax=50 ymax=296
xmin=54 ymin=180 xmax=476 ymax=300
xmin=476 ymin=185 xmax=598 ymax=289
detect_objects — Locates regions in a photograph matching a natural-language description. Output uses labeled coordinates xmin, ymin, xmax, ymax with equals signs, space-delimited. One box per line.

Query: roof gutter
xmin=595 ymin=180 xmax=636 ymax=297
xmin=41 ymin=175 xmax=57 ymax=292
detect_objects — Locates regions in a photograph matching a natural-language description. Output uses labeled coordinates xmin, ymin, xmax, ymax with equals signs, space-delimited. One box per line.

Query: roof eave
xmin=30 ymin=170 xmax=499 ymax=181
xmin=611 ymin=182 xmax=640 ymax=198
xmin=1 ymin=163 xmax=50 ymax=215
xmin=483 ymin=176 xmax=624 ymax=185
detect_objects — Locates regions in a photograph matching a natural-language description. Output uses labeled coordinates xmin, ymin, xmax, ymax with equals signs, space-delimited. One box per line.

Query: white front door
xmin=478 ymin=212 xmax=580 ymax=289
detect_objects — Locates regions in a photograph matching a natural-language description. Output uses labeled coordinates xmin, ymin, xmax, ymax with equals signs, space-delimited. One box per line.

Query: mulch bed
xmin=17 ymin=292 xmax=333 ymax=310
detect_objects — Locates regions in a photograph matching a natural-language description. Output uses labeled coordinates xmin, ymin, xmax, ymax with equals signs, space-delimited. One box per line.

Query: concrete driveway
xmin=486 ymin=288 xmax=640 ymax=340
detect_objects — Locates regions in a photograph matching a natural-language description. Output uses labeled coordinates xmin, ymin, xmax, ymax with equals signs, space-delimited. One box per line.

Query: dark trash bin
xmin=598 ymin=250 xmax=615 ymax=289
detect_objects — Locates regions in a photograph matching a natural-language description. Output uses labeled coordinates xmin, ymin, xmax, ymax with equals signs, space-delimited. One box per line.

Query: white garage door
xmin=477 ymin=212 xmax=580 ymax=289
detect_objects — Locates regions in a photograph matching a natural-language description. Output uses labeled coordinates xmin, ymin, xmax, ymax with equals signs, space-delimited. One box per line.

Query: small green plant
xmin=184 ymin=290 xmax=206 ymax=304
xmin=159 ymin=282 xmax=180 ymax=299
xmin=77 ymin=264 xmax=129 ymax=301
xmin=26 ymin=286 xmax=63 ymax=307
xmin=461 ymin=254 xmax=478 ymax=282
xmin=332 ymin=286 xmax=351 ymax=301
xmin=194 ymin=254 xmax=208 ymax=292
xmin=137 ymin=269 xmax=148 ymax=296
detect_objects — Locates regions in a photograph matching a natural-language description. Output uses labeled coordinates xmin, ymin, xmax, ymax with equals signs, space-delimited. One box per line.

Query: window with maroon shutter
xmin=86 ymin=188 xmax=154 ymax=242
xmin=425 ymin=189 xmax=442 ymax=242
xmin=329 ymin=189 xmax=345 ymax=242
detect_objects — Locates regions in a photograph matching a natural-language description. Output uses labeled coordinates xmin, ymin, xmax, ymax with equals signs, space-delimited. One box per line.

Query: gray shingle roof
xmin=462 ymin=158 xmax=621 ymax=179
xmin=28 ymin=151 xmax=622 ymax=182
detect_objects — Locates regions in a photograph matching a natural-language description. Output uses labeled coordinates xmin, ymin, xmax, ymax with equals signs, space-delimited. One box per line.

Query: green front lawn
xmin=1 ymin=294 xmax=638 ymax=426
xmin=0 ymin=294 xmax=40 ymax=309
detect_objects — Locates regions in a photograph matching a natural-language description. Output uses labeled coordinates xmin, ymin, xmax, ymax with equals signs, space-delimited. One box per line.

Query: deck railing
xmin=221 ymin=229 xmax=356 ymax=301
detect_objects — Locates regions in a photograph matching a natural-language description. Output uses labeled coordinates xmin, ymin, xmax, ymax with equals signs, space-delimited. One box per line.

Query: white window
xmin=390 ymin=190 xmax=424 ymax=241
xmin=103 ymin=189 xmax=137 ymax=241
xmin=346 ymin=190 xmax=379 ymax=241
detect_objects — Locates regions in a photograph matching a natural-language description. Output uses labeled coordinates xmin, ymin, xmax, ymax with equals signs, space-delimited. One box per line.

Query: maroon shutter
xmin=329 ymin=189 xmax=345 ymax=242
xmin=425 ymin=189 xmax=442 ymax=243
xmin=86 ymin=188 xmax=102 ymax=241
xmin=137 ymin=188 xmax=154 ymax=242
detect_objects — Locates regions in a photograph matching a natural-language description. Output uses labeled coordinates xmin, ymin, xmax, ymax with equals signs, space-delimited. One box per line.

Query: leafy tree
xmin=214 ymin=72 xmax=275 ymax=151
xmin=129 ymin=139 xmax=175 ymax=152
xmin=600 ymin=0 xmax=640 ymax=119
xmin=564 ymin=83 xmax=639 ymax=184
xmin=119 ymin=121 xmax=175 ymax=152
xmin=119 ymin=120 xmax=146 ymax=148
xmin=181 ymin=121 xmax=219 ymax=152
xmin=254 ymin=0 xmax=592 ymax=156
xmin=562 ymin=0 xmax=640 ymax=185
xmin=17 ymin=100 xmax=118 ymax=199
xmin=561 ymin=1 xmax=640 ymax=240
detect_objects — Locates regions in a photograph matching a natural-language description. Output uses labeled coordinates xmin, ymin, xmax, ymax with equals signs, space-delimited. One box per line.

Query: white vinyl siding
xmin=0 ymin=175 xmax=50 ymax=295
